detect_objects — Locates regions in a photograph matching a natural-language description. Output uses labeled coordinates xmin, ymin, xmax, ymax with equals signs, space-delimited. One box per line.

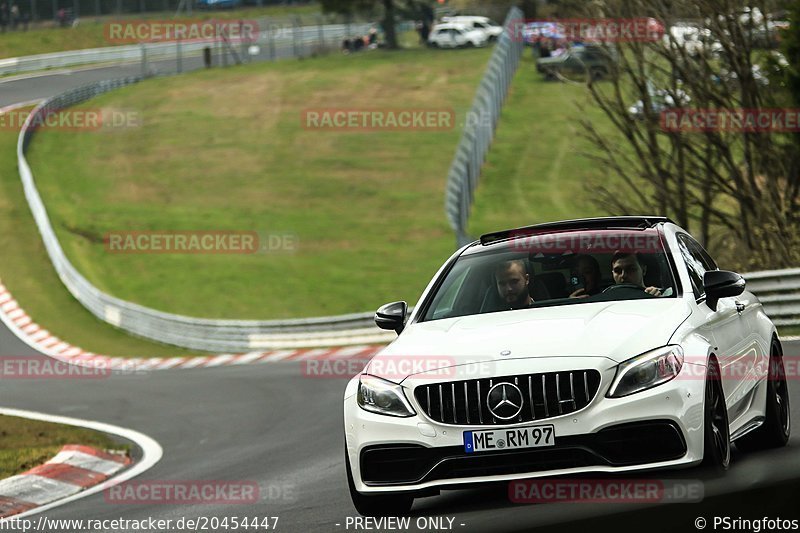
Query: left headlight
xmin=607 ymin=345 xmax=684 ymax=398
xmin=357 ymin=375 xmax=416 ymax=417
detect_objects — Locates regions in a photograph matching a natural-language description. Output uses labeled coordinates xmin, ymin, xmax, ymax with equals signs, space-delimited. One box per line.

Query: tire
xmin=345 ymin=449 xmax=413 ymax=516
xmin=735 ymin=341 xmax=791 ymax=451
xmin=702 ymin=357 xmax=731 ymax=470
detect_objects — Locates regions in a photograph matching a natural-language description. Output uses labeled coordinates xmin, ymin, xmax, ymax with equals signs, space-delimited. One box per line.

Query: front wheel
xmin=345 ymin=449 xmax=413 ymax=516
xmin=735 ymin=341 xmax=791 ymax=451
xmin=702 ymin=357 xmax=731 ymax=470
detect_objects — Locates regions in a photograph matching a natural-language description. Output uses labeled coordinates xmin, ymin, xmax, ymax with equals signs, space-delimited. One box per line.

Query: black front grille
xmin=414 ymin=370 xmax=602 ymax=425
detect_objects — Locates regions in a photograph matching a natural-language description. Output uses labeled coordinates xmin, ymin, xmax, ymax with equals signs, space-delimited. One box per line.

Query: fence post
xmin=140 ymin=43 xmax=147 ymax=77
xmin=293 ymin=16 xmax=300 ymax=58
xmin=317 ymin=14 xmax=325 ymax=53
xmin=177 ymin=36 xmax=182 ymax=73
xmin=268 ymin=19 xmax=276 ymax=61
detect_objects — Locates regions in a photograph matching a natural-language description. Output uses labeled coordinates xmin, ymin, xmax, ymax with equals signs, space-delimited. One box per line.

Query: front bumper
xmin=344 ymin=357 xmax=707 ymax=494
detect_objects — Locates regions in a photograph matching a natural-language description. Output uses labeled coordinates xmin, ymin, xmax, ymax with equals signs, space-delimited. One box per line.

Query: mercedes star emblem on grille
xmin=486 ymin=382 xmax=523 ymax=420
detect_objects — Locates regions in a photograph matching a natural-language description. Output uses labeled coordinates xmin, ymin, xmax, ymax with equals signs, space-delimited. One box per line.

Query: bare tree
xmin=574 ymin=0 xmax=799 ymax=270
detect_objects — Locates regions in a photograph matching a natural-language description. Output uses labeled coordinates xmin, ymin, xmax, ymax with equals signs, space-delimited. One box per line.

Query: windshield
xmin=420 ymin=229 xmax=678 ymax=322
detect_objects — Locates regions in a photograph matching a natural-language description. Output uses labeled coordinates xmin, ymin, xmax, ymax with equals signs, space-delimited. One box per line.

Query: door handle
xmin=735 ymin=301 xmax=746 ymax=314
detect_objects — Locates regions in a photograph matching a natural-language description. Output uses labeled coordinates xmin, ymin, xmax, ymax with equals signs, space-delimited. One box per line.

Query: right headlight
xmin=607 ymin=345 xmax=684 ymax=398
xmin=356 ymin=375 xmax=416 ymax=417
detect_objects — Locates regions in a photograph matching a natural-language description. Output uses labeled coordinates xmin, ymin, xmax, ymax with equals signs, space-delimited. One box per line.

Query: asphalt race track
xmin=3 ymin=63 xmax=800 ymax=533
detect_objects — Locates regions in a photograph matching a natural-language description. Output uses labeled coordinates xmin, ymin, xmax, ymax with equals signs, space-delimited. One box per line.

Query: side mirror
xmin=375 ymin=301 xmax=407 ymax=335
xmin=704 ymin=270 xmax=745 ymax=311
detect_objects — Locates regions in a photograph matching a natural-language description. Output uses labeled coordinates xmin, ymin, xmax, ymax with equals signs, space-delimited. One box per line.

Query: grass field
xmin=26 ymin=47 xmax=493 ymax=320
xmin=0 ymin=109 xmax=192 ymax=357
xmin=0 ymin=3 xmax=325 ymax=59
xmin=0 ymin=414 xmax=126 ymax=478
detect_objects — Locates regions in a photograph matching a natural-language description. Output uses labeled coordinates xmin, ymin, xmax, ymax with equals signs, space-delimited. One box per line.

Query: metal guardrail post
xmin=176 ymin=37 xmax=182 ymax=74
xmin=268 ymin=19 xmax=276 ymax=61
xmin=317 ymin=14 xmax=325 ymax=53
xmin=293 ymin=16 xmax=300 ymax=58
xmin=140 ymin=44 xmax=147 ymax=77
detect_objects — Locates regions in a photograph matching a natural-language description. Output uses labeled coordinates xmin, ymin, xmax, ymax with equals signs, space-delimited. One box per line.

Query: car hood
xmin=366 ymin=298 xmax=690 ymax=381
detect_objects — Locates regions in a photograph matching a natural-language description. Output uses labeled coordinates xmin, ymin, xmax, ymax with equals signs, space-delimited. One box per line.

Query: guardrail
xmin=744 ymin=269 xmax=800 ymax=327
xmin=16 ymin=82 xmax=397 ymax=352
xmin=0 ymin=17 xmax=376 ymax=76
xmin=444 ymin=7 xmax=524 ymax=247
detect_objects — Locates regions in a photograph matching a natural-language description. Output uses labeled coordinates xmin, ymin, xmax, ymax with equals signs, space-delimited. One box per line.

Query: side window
xmin=433 ymin=267 xmax=469 ymax=318
xmin=694 ymin=240 xmax=718 ymax=271
xmin=677 ymin=234 xmax=713 ymax=299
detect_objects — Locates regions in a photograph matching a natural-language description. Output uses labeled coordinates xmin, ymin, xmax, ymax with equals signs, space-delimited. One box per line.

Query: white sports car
xmin=343 ymin=217 xmax=790 ymax=515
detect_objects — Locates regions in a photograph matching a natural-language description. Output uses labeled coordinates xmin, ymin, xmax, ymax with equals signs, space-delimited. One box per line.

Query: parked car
xmin=344 ymin=216 xmax=790 ymax=515
xmin=665 ymin=23 xmax=722 ymax=57
xmin=536 ymin=44 xmax=617 ymax=81
xmin=428 ymin=22 xmax=489 ymax=48
xmin=628 ymin=88 xmax=691 ymax=119
xmin=196 ymin=0 xmax=242 ymax=8
xmin=441 ymin=16 xmax=504 ymax=41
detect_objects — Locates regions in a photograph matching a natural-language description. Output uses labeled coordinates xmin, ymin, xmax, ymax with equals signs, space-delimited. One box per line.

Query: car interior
xmin=425 ymin=249 xmax=677 ymax=321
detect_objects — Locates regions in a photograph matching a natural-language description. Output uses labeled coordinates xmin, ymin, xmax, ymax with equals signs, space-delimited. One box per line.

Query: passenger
xmin=569 ymin=254 xmax=603 ymax=298
xmin=495 ymin=259 xmax=533 ymax=309
xmin=610 ymin=251 xmax=662 ymax=296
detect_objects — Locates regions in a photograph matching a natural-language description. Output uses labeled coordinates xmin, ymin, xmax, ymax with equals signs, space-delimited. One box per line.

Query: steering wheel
xmin=602 ymin=283 xmax=647 ymax=293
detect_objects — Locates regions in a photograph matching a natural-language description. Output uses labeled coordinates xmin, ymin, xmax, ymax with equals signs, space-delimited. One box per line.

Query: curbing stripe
xmin=0 ymin=408 xmax=162 ymax=520
xmin=0 ymin=444 xmax=132 ymax=516
xmin=0 ymin=496 xmax=36 ymax=516
xmin=0 ymin=278 xmax=385 ymax=372
xmin=23 ymin=464 xmax=107 ymax=489
xmin=0 ymin=475 xmax=80 ymax=507
xmin=57 ymin=445 xmax=128 ymax=465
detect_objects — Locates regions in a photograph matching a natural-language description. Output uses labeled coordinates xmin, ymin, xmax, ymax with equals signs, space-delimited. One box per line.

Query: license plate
xmin=463 ymin=424 xmax=555 ymax=453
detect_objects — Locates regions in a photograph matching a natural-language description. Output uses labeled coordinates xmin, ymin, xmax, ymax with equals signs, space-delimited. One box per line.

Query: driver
xmin=611 ymin=251 xmax=662 ymax=296
xmin=495 ymin=259 xmax=534 ymax=309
